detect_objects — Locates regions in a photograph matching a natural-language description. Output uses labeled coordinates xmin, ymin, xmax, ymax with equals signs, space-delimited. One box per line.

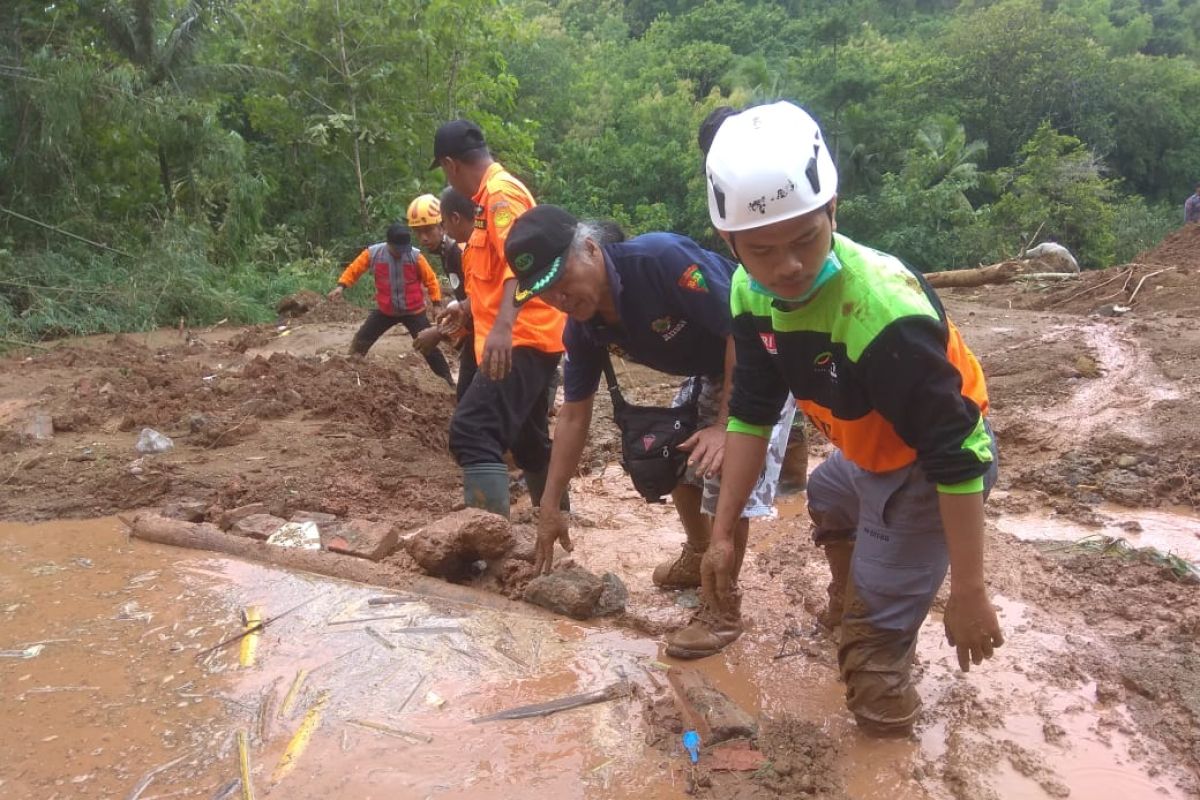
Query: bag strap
xmin=601 ymin=352 xmax=627 ymax=411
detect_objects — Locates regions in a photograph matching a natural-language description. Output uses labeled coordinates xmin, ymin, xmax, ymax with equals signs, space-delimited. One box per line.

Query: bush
xmin=0 ymin=221 xmax=340 ymax=347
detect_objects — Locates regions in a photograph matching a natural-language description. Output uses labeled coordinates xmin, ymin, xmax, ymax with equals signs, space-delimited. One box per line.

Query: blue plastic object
xmin=682 ymin=730 xmax=701 ymax=763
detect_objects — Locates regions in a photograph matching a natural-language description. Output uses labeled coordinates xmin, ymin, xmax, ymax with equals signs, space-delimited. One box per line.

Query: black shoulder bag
xmin=601 ymin=353 xmax=702 ymax=502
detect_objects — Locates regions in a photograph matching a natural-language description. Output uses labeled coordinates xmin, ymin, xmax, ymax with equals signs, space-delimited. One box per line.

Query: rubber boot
xmin=462 ymin=463 xmax=510 ymax=518
xmin=665 ymin=587 xmax=744 ymax=659
xmin=652 ymin=526 xmax=710 ymax=589
xmin=818 ymin=540 xmax=854 ymax=631
xmin=523 ymin=469 xmax=570 ymax=512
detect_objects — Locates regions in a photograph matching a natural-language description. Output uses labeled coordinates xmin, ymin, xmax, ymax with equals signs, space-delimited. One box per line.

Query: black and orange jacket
xmin=727 ymin=233 xmax=993 ymax=494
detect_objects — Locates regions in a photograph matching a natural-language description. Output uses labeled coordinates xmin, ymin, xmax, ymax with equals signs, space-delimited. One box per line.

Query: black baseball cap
xmin=430 ymin=119 xmax=487 ymax=168
xmin=505 ymin=205 xmax=579 ymax=304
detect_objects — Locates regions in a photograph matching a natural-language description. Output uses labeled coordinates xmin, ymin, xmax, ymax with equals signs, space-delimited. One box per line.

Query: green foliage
xmin=839 ymin=116 xmax=990 ymax=269
xmin=0 ymin=222 xmax=339 ymax=343
xmin=4 ymin=0 xmax=1200 ymax=344
xmin=990 ymin=122 xmax=1118 ymax=268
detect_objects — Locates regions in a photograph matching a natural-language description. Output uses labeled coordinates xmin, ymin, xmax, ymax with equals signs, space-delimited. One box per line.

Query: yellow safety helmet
xmin=406 ymin=194 xmax=442 ymax=227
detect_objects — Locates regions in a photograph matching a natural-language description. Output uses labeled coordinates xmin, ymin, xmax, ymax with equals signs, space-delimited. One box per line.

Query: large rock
xmin=522 ymin=568 xmax=627 ymax=620
xmin=405 ymin=509 xmax=515 ymax=579
xmin=508 ymin=524 xmax=538 ymax=563
xmin=323 ymin=519 xmax=399 ymax=561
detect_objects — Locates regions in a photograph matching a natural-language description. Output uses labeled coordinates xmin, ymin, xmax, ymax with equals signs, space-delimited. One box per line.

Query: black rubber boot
xmin=462 ymin=463 xmax=510 ymax=518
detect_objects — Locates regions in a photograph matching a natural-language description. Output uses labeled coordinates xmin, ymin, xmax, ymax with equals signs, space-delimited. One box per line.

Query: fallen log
xmin=924 ymin=260 xmax=1021 ymax=288
xmin=126 ymin=512 xmax=550 ymax=619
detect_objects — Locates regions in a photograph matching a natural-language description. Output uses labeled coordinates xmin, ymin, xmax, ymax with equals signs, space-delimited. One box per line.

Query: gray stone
xmin=231 ymin=513 xmax=287 ymax=540
xmin=523 ymin=567 xmax=627 ymax=620
xmin=220 ymin=503 xmax=268 ymax=530
xmin=162 ymin=500 xmax=208 ymax=523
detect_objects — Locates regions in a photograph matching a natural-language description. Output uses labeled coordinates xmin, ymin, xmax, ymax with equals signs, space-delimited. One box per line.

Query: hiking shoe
xmin=652 ymin=543 xmax=704 ymax=589
xmin=665 ymin=590 xmax=743 ymax=659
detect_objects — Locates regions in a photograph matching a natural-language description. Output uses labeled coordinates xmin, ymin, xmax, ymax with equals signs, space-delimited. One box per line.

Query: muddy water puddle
xmin=0 ymin=517 xmax=666 ymax=799
xmin=3 ymin=508 xmax=1195 ymax=799
xmin=997 ymin=503 xmax=1200 ymax=565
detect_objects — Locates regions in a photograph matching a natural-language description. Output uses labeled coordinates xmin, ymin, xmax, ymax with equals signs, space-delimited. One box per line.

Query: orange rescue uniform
xmin=465 ymin=162 xmax=565 ymax=358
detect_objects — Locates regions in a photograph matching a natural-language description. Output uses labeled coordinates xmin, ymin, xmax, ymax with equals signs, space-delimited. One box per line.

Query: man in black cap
xmin=506 ymin=204 xmax=796 ymax=658
xmin=430 ymin=120 xmax=567 ymax=517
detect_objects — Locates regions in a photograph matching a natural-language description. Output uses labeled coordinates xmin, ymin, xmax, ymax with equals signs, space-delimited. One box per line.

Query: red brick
xmin=323 ymin=519 xmax=399 ymax=561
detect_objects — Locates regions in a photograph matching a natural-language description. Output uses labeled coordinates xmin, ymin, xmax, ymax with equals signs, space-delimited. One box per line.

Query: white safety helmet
xmin=705 ymin=101 xmax=838 ymax=232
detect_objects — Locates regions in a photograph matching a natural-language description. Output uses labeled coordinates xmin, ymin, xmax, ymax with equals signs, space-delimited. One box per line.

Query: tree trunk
xmin=157 ymin=144 xmax=175 ymax=215
xmin=126 ymin=512 xmax=551 ymax=618
xmin=924 ymin=261 xmax=1021 ymax=288
xmin=333 ymin=0 xmax=370 ymax=232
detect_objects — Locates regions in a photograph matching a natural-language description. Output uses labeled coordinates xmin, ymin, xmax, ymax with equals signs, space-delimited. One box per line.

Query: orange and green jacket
xmin=465 ymin=162 xmax=565 ymax=358
xmin=338 ymin=243 xmax=442 ymax=316
xmin=728 ymin=233 xmax=992 ymax=494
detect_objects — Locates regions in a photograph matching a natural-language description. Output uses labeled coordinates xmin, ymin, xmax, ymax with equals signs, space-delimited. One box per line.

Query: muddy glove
xmin=327 ymin=285 xmax=345 ymax=300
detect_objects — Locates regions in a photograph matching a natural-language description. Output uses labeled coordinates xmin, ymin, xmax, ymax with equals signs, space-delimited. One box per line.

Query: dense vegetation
xmin=4 ymin=0 xmax=1199 ymax=341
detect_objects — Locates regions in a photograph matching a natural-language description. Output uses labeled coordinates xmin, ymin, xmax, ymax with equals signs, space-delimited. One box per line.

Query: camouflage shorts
xmin=673 ymin=376 xmax=796 ymax=518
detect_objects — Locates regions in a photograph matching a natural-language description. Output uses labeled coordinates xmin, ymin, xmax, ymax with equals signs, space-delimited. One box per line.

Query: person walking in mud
xmin=431 ymin=119 xmax=567 ymax=515
xmin=503 ymin=205 xmax=797 ymax=657
xmin=406 ymin=190 xmax=477 ymax=399
xmin=329 ymin=222 xmax=455 ymax=387
xmin=700 ymin=101 xmax=1002 ymax=737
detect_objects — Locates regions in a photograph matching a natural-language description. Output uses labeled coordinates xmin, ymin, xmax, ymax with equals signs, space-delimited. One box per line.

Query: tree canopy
xmin=3 ymin=0 xmax=1198 ymax=339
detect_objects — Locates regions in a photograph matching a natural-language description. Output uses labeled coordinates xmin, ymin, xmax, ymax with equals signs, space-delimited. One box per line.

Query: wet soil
xmin=2 ymin=267 xmax=1200 ymax=797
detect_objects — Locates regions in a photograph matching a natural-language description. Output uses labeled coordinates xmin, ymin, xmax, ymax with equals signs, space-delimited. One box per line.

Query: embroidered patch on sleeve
xmin=492 ymin=201 xmax=513 ymax=230
xmin=678 ymin=264 xmax=709 ymax=293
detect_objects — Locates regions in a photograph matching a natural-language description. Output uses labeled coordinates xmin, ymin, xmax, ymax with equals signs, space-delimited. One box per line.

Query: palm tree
xmin=911 ymin=114 xmax=987 ymax=191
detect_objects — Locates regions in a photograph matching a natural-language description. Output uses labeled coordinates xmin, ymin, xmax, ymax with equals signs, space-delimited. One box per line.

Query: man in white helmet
xmin=699 ymin=101 xmax=1003 ymax=737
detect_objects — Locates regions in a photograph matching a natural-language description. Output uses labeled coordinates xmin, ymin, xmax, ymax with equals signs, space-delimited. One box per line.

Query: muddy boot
xmin=523 ymin=469 xmax=570 ymax=512
xmin=818 ymin=540 xmax=854 ymax=631
xmin=665 ymin=588 xmax=744 ymax=659
xmin=462 ymin=463 xmax=510 ymax=518
xmin=652 ymin=532 xmax=709 ymax=589
xmin=779 ymin=432 xmax=809 ymax=494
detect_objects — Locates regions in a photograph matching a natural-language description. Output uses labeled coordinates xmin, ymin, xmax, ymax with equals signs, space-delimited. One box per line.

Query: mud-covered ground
xmin=1 ymin=259 xmax=1198 ymax=799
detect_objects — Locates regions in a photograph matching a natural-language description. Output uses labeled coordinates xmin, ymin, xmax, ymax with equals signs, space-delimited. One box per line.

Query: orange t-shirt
xmin=465 ymin=162 xmax=565 ymax=358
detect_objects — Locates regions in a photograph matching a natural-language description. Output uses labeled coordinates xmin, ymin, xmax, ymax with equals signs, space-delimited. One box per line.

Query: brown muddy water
xmin=0 ymin=511 xmax=1193 ymax=799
